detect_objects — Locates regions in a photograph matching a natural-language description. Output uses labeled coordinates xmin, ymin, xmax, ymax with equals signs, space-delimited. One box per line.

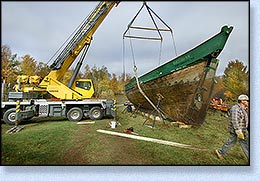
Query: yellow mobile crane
xmin=2 ymin=1 xmax=119 ymax=125
xmin=17 ymin=1 xmax=119 ymax=100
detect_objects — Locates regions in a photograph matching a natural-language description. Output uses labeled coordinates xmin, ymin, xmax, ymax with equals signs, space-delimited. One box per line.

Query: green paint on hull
xmin=125 ymin=25 xmax=233 ymax=90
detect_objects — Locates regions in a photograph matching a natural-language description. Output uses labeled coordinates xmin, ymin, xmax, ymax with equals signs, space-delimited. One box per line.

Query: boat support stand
xmin=143 ymin=93 xmax=166 ymax=128
xmin=130 ymin=104 xmax=141 ymax=118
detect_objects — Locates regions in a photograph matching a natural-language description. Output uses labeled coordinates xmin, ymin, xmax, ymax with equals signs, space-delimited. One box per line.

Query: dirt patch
xmin=93 ymin=133 xmax=152 ymax=165
xmin=63 ymin=125 xmax=152 ymax=165
xmin=62 ymin=126 xmax=92 ymax=165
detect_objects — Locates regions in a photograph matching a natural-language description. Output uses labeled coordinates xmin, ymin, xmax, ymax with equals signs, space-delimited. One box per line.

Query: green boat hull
xmin=125 ymin=25 xmax=233 ymax=125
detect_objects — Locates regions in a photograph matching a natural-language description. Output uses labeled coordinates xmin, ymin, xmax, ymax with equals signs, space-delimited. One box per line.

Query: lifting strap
xmin=133 ymin=65 xmax=166 ymax=120
xmin=124 ymin=29 xmax=165 ymax=119
xmin=123 ymin=2 xmax=176 ymax=119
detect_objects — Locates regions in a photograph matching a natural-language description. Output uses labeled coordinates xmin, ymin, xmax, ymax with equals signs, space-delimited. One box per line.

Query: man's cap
xmin=238 ymin=94 xmax=249 ymax=101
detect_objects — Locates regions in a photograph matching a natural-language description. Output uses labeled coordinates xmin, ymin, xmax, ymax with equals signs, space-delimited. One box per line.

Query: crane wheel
xmin=89 ymin=106 xmax=103 ymax=120
xmin=67 ymin=107 xmax=83 ymax=122
xmin=3 ymin=108 xmax=17 ymax=125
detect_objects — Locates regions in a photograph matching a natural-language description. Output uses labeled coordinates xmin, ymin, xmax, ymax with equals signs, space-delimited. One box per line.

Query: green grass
xmin=1 ymin=120 xmax=80 ymax=165
xmin=1 ymin=96 xmax=249 ymax=165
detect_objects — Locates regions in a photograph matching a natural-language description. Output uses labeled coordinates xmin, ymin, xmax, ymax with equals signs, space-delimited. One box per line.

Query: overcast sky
xmin=1 ymin=1 xmax=260 ymax=180
xmin=2 ymin=1 xmax=249 ymax=77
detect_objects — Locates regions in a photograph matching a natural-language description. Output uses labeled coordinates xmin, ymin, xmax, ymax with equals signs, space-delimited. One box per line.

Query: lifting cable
xmin=144 ymin=2 xmax=178 ymax=57
xmin=123 ymin=1 xmax=163 ymax=65
xmin=122 ymin=1 xmax=178 ymax=81
xmin=123 ymin=2 xmax=174 ymax=119
xmin=124 ymin=33 xmax=165 ymax=119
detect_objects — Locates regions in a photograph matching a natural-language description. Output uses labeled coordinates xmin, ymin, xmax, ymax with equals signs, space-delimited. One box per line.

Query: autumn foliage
xmin=222 ymin=60 xmax=249 ymax=102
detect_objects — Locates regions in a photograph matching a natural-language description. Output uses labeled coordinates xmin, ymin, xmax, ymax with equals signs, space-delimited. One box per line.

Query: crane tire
xmin=67 ymin=107 xmax=83 ymax=122
xmin=3 ymin=108 xmax=17 ymax=125
xmin=89 ymin=106 xmax=103 ymax=120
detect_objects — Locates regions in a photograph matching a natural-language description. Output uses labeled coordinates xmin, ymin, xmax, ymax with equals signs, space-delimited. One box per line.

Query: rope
xmin=122 ymin=2 xmax=172 ymax=118
xmin=128 ymin=30 xmax=136 ymax=67
xmin=171 ymin=30 xmax=178 ymax=57
xmin=124 ymin=28 xmax=165 ymax=118
xmin=159 ymin=40 xmax=162 ymax=65
xmin=133 ymin=65 xmax=165 ymax=119
xmin=122 ymin=38 xmax=126 ymax=82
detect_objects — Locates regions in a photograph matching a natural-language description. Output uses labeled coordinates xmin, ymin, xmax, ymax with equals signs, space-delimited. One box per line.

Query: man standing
xmin=215 ymin=94 xmax=249 ymax=159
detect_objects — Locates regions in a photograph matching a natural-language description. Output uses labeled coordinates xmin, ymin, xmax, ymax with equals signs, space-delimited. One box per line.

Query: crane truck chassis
xmin=1 ymin=2 xmax=119 ymax=125
xmin=1 ymin=92 xmax=115 ymax=125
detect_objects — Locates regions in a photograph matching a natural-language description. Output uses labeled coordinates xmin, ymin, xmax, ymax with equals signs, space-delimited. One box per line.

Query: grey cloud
xmin=2 ymin=1 xmax=249 ymax=77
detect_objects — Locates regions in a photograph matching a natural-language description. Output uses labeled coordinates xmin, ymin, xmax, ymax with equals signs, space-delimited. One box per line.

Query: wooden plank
xmin=97 ymin=129 xmax=208 ymax=151
xmin=77 ymin=121 xmax=95 ymax=125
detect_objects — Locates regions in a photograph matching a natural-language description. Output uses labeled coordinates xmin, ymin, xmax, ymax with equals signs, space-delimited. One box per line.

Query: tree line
xmin=1 ymin=44 xmax=248 ymax=103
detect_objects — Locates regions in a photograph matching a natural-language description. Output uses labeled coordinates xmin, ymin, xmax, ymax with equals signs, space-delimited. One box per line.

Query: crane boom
xmin=41 ymin=1 xmax=118 ymax=83
xmin=14 ymin=1 xmax=119 ymax=100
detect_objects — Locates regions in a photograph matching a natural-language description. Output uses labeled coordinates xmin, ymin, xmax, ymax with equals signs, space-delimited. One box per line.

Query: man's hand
xmin=237 ymin=133 xmax=245 ymax=140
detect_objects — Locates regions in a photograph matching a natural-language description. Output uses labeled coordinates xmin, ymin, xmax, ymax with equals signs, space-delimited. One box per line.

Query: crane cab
xmin=72 ymin=79 xmax=95 ymax=99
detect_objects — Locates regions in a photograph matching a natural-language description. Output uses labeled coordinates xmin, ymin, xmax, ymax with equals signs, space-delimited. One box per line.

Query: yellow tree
xmin=110 ymin=73 xmax=118 ymax=95
xmin=117 ymin=73 xmax=132 ymax=93
xmin=223 ymin=60 xmax=249 ymax=103
xmin=19 ymin=54 xmax=37 ymax=76
xmin=83 ymin=64 xmax=92 ymax=79
xmin=90 ymin=65 xmax=111 ymax=98
xmin=98 ymin=76 xmax=114 ymax=99
xmin=1 ymin=45 xmax=20 ymax=100
xmin=211 ymin=76 xmax=226 ymax=99
xmin=36 ymin=62 xmax=51 ymax=78
xmin=2 ymin=45 xmax=20 ymax=83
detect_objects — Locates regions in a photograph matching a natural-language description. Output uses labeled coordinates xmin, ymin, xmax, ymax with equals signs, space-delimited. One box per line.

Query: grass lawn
xmin=1 ymin=96 xmax=249 ymax=166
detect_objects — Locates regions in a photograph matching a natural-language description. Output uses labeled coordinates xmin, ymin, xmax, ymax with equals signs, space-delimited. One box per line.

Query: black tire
xmin=89 ymin=106 xmax=103 ymax=120
xmin=67 ymin=107 xmax=83 ymax=122
xmin=3 ymin=108 xmax=17 ymax=125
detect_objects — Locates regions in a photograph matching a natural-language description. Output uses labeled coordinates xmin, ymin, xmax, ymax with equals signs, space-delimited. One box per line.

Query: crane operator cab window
xmin=76 ymin=80 xmax=92 ymax=90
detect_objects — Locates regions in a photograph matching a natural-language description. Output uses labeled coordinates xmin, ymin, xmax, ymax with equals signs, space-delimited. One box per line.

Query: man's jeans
xmin=217 ymin=132 xmax=249 ymax=158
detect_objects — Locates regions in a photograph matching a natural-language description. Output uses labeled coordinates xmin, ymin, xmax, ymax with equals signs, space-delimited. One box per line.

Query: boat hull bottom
xmin=125 ymin=60 xmax=219 ymax=125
